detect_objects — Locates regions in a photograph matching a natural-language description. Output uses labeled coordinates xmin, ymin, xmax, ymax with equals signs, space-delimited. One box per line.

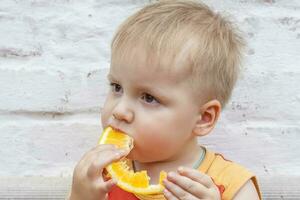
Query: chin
xmin=126 ymin=150 xmax=136 ymax=160
xmin=126 ymin=154 xmax=134 ymax=160
xmin=126 ymin=152 xmax=146 ymax=162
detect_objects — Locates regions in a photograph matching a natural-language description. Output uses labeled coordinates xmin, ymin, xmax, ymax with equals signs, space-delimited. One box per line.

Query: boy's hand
xmin=69 ymin=144 xmax=128 ymax=200
xmin=163 ymin=167 xmax=221 ymax=200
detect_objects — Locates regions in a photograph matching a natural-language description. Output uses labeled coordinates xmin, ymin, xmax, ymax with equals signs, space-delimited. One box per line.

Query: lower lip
xmin=111 ymin=126 xmax=124 ymax=133
xmin=110 ymin=126 xmax=125 ymax=133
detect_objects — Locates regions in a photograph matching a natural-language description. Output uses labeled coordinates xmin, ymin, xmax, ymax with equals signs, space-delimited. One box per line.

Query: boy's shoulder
xmin=199 ymin=148 xmax=261 ymax=200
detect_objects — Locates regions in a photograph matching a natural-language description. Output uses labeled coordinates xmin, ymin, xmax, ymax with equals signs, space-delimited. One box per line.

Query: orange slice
xmin=98 ymin=126 xmax=167 ymax=195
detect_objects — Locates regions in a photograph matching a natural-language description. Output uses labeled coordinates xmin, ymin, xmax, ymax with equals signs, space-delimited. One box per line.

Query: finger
xmin=79 ymin=144 xmax=118 ymax=166
xmin=73 ymin=147 xmax=114 ymax=179
xmin=163 ymin=178 xmax=198 ymax=200
xmin=86 ymin=146 xmax=129 ymax=168
xmin=87 ymin=144 xmax=130 ymax=166
xmin=167 ymin=171 xmax=207 ymax=198
xmin=93 ymin=144 xmax=117 ymax=151
xmin=86 ymin=144 xmax=118 ymax=159
xmin=87 ymin=149 xmax=126 ymax=179
xmin=178 ymin=167 xmax=214 ymax=188
xmin=102 ymin=178 xmax=117 ymax=193
xmin=104 ymin=194 xmax=108 ymax=200
xmin=95 ymin=179 xmax=116 ymax=199
xmin=80 ymin=146 xmax=122 ymax=173
xmin=85 ymin=145 xmax=129 ymax=176
xmin=163 ymin=188 xmax=179 ymax=200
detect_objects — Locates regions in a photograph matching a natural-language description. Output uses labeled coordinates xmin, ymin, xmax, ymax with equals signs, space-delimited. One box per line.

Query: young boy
xmin=68 ymin=1 xmax=261 ymax=200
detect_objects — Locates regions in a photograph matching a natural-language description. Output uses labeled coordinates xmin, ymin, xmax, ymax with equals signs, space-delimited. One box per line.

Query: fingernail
xmin=115 ymin=152 xmax=121 ymax=158
xmin=163 ymin=179 xmax=168 ymax=185
xmin=168 ymin=172 xmax=175 ymax=178
xmin=163 ymin=189 xmax=170 ymax=196
xmin=178 ymin=166 xmax=184 ymax=172
xmin=119 ymin=149 xmax=125 ymax=153
xmin=119 ymin=149 xmax=128 ymax=154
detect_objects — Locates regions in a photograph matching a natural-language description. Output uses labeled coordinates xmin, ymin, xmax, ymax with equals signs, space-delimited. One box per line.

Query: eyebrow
xmin=107 ymin=74 xmax=116 ymax=81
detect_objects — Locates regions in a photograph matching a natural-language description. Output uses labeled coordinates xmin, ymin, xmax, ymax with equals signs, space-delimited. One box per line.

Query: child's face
xmin=101 ymin=49 xmax=201 ymax=163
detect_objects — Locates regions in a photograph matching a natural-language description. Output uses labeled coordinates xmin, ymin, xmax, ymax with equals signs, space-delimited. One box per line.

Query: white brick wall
xmin=0 ymin=0 xmax=299 ymax=177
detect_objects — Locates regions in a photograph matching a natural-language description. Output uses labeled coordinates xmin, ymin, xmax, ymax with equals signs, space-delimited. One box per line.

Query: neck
xmin=133 ymin=138 xmax=203 ymax=184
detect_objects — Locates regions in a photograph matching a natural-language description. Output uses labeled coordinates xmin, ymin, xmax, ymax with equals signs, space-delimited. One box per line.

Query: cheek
xmin=132 ymin=111 xmax=191 ymax=159
xmin=101 ymin=96 xmax=113 ymax=128
xmin=133 ymin=129 xmax=171 ymax=161
xmin=136 ymin=129 xmax=168 ymax=146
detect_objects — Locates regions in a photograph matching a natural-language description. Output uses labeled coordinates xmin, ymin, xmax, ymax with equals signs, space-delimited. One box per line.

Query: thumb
xmin=104 ymin=194 xmax=109 ymax=200
xmin=103 ymin=178 xmax=117 ymax=193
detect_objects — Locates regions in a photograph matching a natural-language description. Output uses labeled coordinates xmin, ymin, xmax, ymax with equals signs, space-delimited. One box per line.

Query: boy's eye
xmin=110 ymin=83 xmax=123 ymax=93
xmin=141 ymin=93 xmax=159 ymax=104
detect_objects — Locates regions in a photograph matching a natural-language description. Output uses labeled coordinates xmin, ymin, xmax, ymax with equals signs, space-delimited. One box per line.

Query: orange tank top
xmin=109 ymin=148 xmax=262 ymax=200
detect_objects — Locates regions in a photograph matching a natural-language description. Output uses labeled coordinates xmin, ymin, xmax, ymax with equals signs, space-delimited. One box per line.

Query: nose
xmin=112 ymin=97 xmax=134 ymax=123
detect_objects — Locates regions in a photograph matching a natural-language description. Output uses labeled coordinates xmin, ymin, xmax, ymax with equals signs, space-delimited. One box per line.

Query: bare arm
xmin=232 ymin=180 xmax=260 ymax=200
xmin=65 ymin=191 xmax=71 ymax=200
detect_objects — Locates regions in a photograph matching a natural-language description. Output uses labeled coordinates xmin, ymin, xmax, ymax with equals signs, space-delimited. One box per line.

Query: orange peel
xmin=98 ymin=126 xmax=166 ymax=194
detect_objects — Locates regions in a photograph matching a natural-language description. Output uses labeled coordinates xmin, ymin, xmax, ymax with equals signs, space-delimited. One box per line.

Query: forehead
xmin=110 ymin=43 xmax=192 ymax=84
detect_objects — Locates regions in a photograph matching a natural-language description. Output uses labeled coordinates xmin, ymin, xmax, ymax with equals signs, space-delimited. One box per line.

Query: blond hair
xmin=111 ymin=0 xmax=246 ymax=108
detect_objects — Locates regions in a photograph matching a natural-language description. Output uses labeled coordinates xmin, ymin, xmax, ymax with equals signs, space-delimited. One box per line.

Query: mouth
xmin=109 ymin=125 xmax=126 ymax=134
xmin=107 ymin=125 xmax=134 ymax=151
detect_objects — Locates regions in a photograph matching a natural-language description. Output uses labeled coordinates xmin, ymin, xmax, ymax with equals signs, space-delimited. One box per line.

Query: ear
xmin=192 ymin=99 xmax=222 ymax=137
